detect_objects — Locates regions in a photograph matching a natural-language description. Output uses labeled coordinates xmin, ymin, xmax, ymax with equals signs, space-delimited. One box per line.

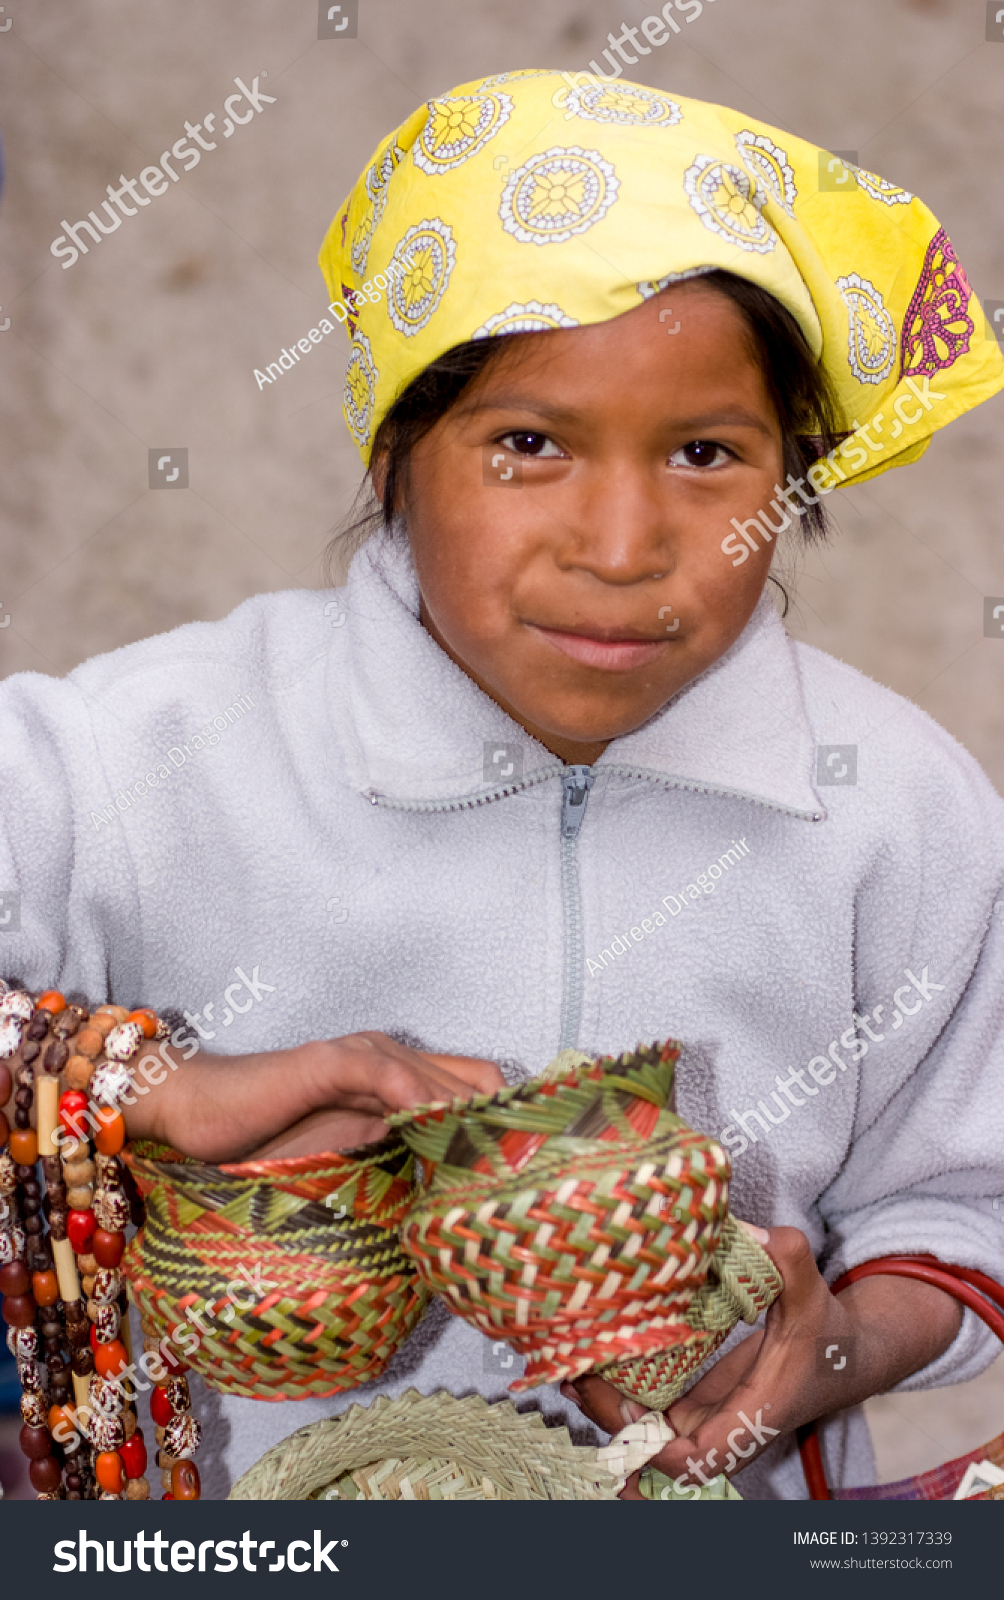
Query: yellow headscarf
xmin=319 ymin=69 xmax=1003 ymax=484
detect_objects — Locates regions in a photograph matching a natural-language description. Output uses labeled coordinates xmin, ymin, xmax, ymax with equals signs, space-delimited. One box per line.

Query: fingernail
xmin=739 ymin=1219 xmax=770 ymax=1243
xmin=620 ymin=1400 xmax=646 ymax=1427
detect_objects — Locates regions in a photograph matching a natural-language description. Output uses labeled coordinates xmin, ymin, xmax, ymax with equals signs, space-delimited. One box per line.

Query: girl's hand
xmin=246 ymin=1033 xmax=505 ymax=1158
xmin=125 ymin=1030 xmax=504 ymax=1164
xmin=561 ymin=1223 xmax=964 ymax=1498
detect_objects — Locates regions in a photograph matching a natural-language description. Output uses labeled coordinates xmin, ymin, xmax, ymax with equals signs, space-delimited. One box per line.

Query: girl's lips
xmin=530 ymin=625 xmax=674 ymax=672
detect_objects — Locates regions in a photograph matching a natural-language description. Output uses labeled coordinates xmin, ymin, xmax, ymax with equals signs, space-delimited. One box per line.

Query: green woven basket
xmin=228 ymin=1388 xmax=742 ymax=1501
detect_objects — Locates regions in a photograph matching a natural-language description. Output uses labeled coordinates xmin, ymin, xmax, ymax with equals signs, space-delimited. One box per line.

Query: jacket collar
xmin=329 ymin=528 xmax=824 ymax=820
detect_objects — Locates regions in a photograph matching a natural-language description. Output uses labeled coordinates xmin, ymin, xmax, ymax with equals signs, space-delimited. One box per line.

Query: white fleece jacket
xmin=2 ymin=527 xmax=1003 ymax=1500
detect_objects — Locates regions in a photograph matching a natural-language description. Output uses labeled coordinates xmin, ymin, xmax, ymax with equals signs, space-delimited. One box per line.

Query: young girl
xmin=3 ymin=70 xmax=1004 ymax=1500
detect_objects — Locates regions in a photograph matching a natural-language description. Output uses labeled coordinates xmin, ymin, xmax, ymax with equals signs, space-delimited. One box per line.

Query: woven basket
xmin=228 ymin=1387 xmax=740 ymax=1502
xmin=122 ymin=1137 xmax=428 ymax=1400
xmin=390 ymin=1042 xmax=781 ymax=1410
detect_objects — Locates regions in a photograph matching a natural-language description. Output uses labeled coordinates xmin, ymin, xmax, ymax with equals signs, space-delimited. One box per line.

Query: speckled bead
xmin=87 ymin=1410 xmax=125 ymax=1452
xmin=90 ymin=1268 xmax=122 ymax=1305
xmin=103 ymin=1022 xmax=144 ymax=1061
xmin=0 ymin=1016 xmax=23 ymax=1058
xmin=0 ymin=1151 xmax=18 ymax=1193
xmin=19 ymin=1391 xmax=47 ymax=1426
xmin=92 ymin=1188 xmax=130 ymax=1231
xmin=0 ymin=992 xmax=33 ymax=1021
xmin=89 ymin=1301 xmax=121 ymax=1343
xmin=163 ymin=1413 xmax=201 ymax=1461
xmin=165 ymin=1375 xmax=191 ymax=1414
xmin=0 ymin=1224 xmax=26 ymax=1265
xmin=89 ymin=1375 xmax=125 ymax=1417
xmin=88 ymin=1061 xmax=133 ymax=1106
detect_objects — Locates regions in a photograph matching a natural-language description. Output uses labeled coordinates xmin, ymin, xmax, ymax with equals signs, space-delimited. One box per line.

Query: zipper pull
xmin=561 ymin=765 xmax=594 ymax=839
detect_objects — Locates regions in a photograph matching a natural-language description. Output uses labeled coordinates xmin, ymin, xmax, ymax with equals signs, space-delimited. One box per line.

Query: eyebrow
xmin=455 ymin=392 xmax=775 ymax=437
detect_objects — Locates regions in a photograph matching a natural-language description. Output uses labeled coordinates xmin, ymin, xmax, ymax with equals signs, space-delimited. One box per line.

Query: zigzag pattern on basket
xmin=122 ymin=1137 xmax=428 ymax=1401
xmin=390 ymin=1042 xmax=782 ymax=1408
xmin=228 ymin=1388 xmax=677 ymax=1502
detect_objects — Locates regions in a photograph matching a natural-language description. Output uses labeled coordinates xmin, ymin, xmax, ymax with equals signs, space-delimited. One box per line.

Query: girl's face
xmin=400 ymin=282 xmax=786 ymax=765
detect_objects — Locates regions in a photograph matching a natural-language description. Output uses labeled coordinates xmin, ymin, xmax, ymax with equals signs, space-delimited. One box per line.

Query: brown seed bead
xmin=14 ymin=1087 xmax=33 ymax=1111
xmin=65 ymin=1057 xmax=94 ymax=1091
xmin=82 ymin=1277 xmax=97 ymax=1300
xmin=43 ymin=1041 xmax=69 ymax=1072
xmin=73 ymin=1027 xmax=105 ymax=1059
xmin=65 ymin=1473 xmax=82 ymax=1492
xmin=62 ymin=1158 xmax=95 ymax=1187
xmin=155 ymin=1426 xmax=167 ymax=1448
xmin=20 ymin=1040 xmax=40 ymax=1065
xmin=160 ymin=1468 xmax=174 ymax=1492
xmin=66 ymin=1187 xmax=94 ymax=1211
xmin=2 ymin=1293 xmax=37 ymax=1328
xmin=26 ymin=1015 xmax=50 ymax=1041
xmin=125 ymin=1475 xmax=150 ymax=1500
xmin=29 ymin=1455 xmax=63 ymax=1494
xmin=0 ymin=1260 xmax=29 ymax=1296
xmin=76 ymin=1254 xmax=99 ymax=1278
xmin=48 ymin=1210 xmax=68 ymax=1243
xmin=19 ymin=1423 xmax=52 ymax=1460
xmin=72 ymin=1346 xmax=94 ymax=1377
xmin=52 ymin=1010 xmax=81 ymax=1039
xmin=93 ymin=1004 xmax=129 ymax=1024
xmin=122 ymin=1407 xmax=137 ymax=1439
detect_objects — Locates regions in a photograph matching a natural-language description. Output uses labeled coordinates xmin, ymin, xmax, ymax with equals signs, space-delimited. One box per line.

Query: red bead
xmin=150 ymin=1385 xmax=173 ymax=1426
xmin=92 ymin=1228 xmax=126 ymax=1268
xmin=171 ymin=1460 xmax=201 ymax=1500
xmin=19 ymin=1423 xmax=52 ymax=1460
xmin=160 ymin=1345 xmax=187 ymax=1377
xmin=161 ymin=1493 xmax=175 ymax=1500
xmin=58 ymin=1090 xmax=90 ymax=1140
xmin=89 ymin=1323 xmax=99 ymax=1353
xmin=118 ymin=1431 xmax=147 ymax=1479
xmin=2 ymin=1293 xmax=37 ymax=1328
xmin=67 ymin=1209 xmax=97 ymax=1254
xmin=29 ymin=1454 xmax=62 ymax=1493
xmin=0 ymin=1261 xmax=29 ymax=1297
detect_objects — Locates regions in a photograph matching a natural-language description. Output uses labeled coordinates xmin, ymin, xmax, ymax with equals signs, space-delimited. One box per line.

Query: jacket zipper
xmin=558 ymin=765 xmax=595 ymax=1052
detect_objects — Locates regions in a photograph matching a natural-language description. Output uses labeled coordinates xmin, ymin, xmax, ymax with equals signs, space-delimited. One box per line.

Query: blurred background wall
xmin=1 ymin=0 xmax=1003 ymax=1493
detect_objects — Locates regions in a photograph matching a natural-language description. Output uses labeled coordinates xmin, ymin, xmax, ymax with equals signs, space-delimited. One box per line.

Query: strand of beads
xmin=143 ymin=1316 xmax=202 ymax=1500
xmin=1 ymin=985 xmax=199 ymax=1502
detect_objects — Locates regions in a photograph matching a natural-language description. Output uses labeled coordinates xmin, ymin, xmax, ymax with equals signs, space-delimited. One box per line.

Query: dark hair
xmin=325 ymin=270 xmax=844 ymax=575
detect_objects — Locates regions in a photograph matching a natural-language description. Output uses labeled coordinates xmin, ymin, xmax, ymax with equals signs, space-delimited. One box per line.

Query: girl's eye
xmin=498 ymin=431 xmax=564 ymax=458
xmin=668 ymin=440 xmax=732 ymax=469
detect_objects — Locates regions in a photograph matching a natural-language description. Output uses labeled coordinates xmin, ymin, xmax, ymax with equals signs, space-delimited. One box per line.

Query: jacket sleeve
xmin=818 ymin=860 xmax=1004 ymax=1391
xmin=0 ymin=667 xmax=139 ymax=999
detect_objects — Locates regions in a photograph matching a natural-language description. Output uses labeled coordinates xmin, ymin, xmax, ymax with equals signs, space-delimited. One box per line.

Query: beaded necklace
xmin=1 ymin=986 xmax=203 ymax=1501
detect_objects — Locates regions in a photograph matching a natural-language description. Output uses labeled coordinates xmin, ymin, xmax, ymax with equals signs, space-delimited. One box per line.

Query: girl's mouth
xmin=528 ymin=625 xmax=676 ymax=672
